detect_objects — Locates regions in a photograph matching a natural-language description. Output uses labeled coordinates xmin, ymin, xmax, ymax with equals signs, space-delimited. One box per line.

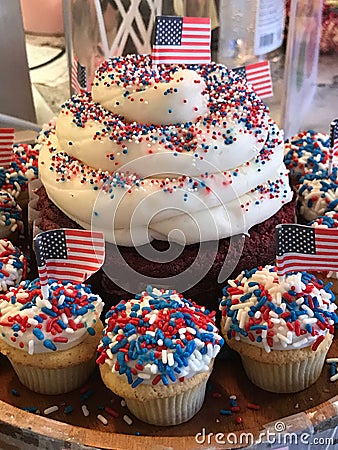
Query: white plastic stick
xmin=0 ymin=113 xmax=40 ymax=132
xmin=94 ymin=0 xmax=110 ymax=58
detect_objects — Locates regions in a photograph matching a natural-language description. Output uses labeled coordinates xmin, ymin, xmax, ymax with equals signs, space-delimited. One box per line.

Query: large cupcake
xmin=97 ymin=286 xmax=223 ymax=425
xmin=0 ymin=278 xmax=104 ymax=394
xmin=36 ymin=54 xmax=295 ymax=308
xmin=219 ymin=265 xmax=337 ymax=393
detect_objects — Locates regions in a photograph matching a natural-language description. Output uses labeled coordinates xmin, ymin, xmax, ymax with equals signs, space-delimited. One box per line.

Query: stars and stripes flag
xmin=276 ymin=224 xmax=338 ymax=276
xmin=0 ymin=128 xmax=14 ymax=168
xmin=71 ymin=56 xmax=87 ymax=93
xmin=34 ymin=229 xmax=105 ymax=289
xmin=232 ymin=60 xmax=273 ymax=99
xmin=152 ymin=16 xmax=211 ymax=65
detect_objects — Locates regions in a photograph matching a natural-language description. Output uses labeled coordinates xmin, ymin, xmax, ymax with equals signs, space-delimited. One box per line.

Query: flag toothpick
xmin=276 ymin=223 xmax=338 ymax=277
xmin=33 ymin=229 xmax=105 ymax=294
xmin=328 ymin=118 xmax=338 ymax=176
xmin=0 ymin=128 xmax=14 ymax=168
xmin=71 ymin=56 xmax=87 ymax=93
xmin=232 ymin=61 xmax=273 ymax=99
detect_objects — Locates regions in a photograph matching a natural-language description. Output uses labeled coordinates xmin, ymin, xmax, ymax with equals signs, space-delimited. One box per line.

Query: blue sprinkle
xmin=33 ymin=328 xmax=44 ymax=340
xmin=43 ymin=339 xmax=57 ymax=351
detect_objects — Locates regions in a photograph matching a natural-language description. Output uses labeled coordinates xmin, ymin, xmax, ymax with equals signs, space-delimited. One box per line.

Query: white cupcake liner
xmin=125 ymin=377 xmax=208 ymax=426
xmin=9 ymin=357 xmax=96 ymax=395
xmin=240 ymin=348 xmax=328 ymax=393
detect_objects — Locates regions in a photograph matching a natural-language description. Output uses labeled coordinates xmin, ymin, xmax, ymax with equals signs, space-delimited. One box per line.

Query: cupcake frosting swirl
xmin=220 ymin=265 xmax=337 ymax=352
xmin=38 ymin=54 xmax=292 ymax=246
xmin=0 ymin=278 xmax=103 ymax=354
xmin=97 ymin=286 xmax=223 ymax=386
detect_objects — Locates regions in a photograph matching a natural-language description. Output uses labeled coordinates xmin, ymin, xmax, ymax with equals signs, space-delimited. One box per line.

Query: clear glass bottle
xmin=217 ymin=0 xmax=285 ymax=67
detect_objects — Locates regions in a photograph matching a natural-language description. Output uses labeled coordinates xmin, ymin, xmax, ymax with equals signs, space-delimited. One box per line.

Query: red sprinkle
xmin=247 ymin=402 xmax=260 ymax=410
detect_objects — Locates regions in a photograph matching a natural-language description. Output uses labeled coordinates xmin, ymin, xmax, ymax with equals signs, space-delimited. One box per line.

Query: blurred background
xmin=0 ymin=0 xmax=337 ymax=138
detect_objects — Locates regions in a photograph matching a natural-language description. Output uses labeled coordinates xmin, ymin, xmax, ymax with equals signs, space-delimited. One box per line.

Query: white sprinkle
xmin=330 ymin=373 xmax=338 ymax=382
xmin=57 ymin=295 xmax=65 ymax=306
xmin=121 ymin=400 xmax=126 ymax=407
xmin=231 ymin=302 xmax=254 ymax=310
xmin=207 ymin=343 xmax=213 ymax=358
xmin=126 ymin=333 xmax=136 ymax=342
xmin=145 ymin=331 xmax=155 ymax=337
xmin=150 ymin=364 xmax=158 ymax=374
xmin=186 ymin=326 xmax=196 ymax=335
xmin=301 ymin=304 xmax=314 ymax=317
xmin=178 ymin=327 xmax=187 ymax=334
xmin=277 ymin=333 xmax=291 ymax=344
xmin=229 ymin=395 xmax=237 ymax=400
xmin=44 ymin=405 xmax=59 ymax=415
xmin=148 ymin=314 xmax=157 ymax=325
xmin=123 ymin=414 xmax=133 ymax=425
xmin=138 ymin=373 xmax=151 ymax=379
xmin=82 ymin=404 xmax=90 ymax=417
xmin=292 ymin=338 xmax=309 ymax=348
xmin=27 ymin=318 xmax=38 ymax=326
xmin=157 ymin=339 xmax=163 ymax=346
xmin=162 ymin=349 xmax=168 ymax=364
xmin=270 ymin=318 xmax=280 ymax=324
xmin=167 ymin=352 xmax=174 ymax=366
xmin=303 ymin=318 xmax=317 ymax=324
xmin=97 ymin=414 xmax=108 ymax=425
xmin=61 ymin=313 xmax=68 ymax=324
xmin=326 ymin=358 xmax=338 ymax=363
xmin=28 ymin=340 xmax=34 ymax=355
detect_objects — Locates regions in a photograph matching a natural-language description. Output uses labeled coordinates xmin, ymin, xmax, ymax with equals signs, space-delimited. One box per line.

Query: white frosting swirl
xmin=38 ymin=55 xmax=292 ymax=246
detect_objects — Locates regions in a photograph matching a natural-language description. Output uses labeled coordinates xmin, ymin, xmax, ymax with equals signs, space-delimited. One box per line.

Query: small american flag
xmin=152 ymin=16 xmax=211 ymax=65
xmin=232 ymin=60 xmax=273 ymax=99
xmin=0 ymin=128 xmax=14 ymax=168
xmin=276 ymin=224 xmax=338 ymax=276
xmin=330 ymin=118 xmax=338 ymax=157
xmin=71 ymin=56 xmax=87 ymax=93
xmin=34 ymin=229 xmax=105 ymax=286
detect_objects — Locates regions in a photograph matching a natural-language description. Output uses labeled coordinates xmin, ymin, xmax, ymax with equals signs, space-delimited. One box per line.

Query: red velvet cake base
xmin=35 ymin=186 xmax=296 ymax=311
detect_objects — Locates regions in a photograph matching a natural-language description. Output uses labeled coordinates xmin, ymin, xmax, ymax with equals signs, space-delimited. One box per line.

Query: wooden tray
xmin=0 ymin=335 xmax=337 ymax=450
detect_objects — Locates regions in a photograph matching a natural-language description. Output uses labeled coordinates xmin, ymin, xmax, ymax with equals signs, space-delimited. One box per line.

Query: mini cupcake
xmin=0 ymin=143 xmax=39 ymax=208
xmin=219 ymin=266 xmax=337 ymax=393
xmin=0 ymin=278 xmax=104 ymax=394
xmin=297 ymin=168 xmax=338 ymax=222
xmin=97 ymin=286 xmax=223 ymax=426
xmin=0 ymin=239 xmax=28 ymax=291
xmin=284 ymin=130 xmax=332 ymax=185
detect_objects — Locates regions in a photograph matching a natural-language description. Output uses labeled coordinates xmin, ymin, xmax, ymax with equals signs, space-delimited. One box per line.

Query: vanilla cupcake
xmin=97 ymin=286 xmax=223 ymax=426
xmin=0 ymin=143 xmax=39 ymax=207
xmin=298 ymin=168 xmax=338 ymax=222
xmin=0 ymin=239 xmax=28 ymax=291
xmin=284 ymin=130 xmax=331 ymax=185
xmin=219 ymin=266 xmax=337 ymax=393
xmin=0 ymin=278 xmax=104 ymax=394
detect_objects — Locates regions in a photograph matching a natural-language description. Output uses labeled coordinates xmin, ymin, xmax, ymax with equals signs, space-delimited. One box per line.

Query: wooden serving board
xmin=0 ymin=335 xmax=337 ymax=450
